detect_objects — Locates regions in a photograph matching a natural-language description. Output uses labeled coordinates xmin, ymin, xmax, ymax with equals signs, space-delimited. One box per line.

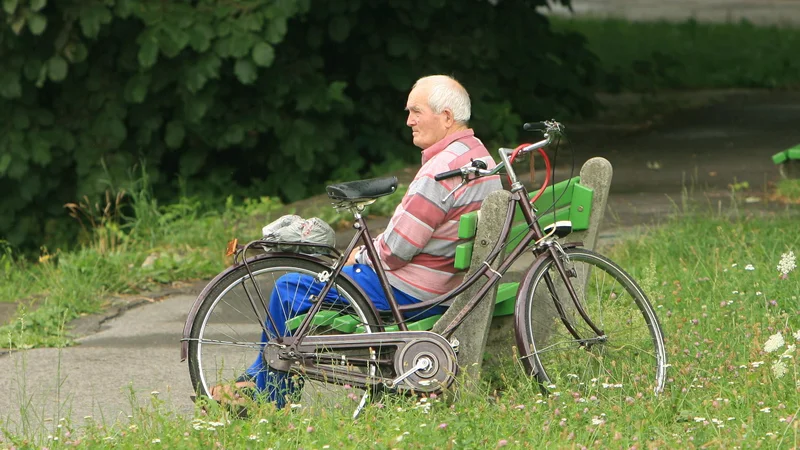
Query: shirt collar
xmin=421 ymin=129 xmax=474 ymax=164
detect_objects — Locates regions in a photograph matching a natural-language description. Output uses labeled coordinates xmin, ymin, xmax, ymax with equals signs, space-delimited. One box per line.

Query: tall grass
xmin=0 ymin=174 xmax=284 ymax=348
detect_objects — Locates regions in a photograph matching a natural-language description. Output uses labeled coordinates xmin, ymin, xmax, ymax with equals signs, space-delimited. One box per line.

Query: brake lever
xmin=441 ymin=177 xmax=467 ymax=203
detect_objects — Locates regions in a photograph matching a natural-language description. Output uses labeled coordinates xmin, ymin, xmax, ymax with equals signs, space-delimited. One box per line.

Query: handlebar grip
xmin=523 ymin=121 xmax=547 ymax=132
xmin=434 ymin=169 xmax=463 ymax=181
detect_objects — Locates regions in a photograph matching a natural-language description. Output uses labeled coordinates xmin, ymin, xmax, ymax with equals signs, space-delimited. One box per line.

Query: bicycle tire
xmin=187 ymin=255 xmax=380 ymax=407
xmin=516 ymin=248 xmax=667 ymax=399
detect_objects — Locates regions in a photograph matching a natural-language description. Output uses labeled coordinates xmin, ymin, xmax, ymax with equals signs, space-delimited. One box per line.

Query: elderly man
xmin=212 ymin=74 xmax=502 ymax=406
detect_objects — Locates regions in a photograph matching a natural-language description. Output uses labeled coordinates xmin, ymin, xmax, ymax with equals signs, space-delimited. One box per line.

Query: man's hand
xmin=344 ymin=248 xmax=359 ymax=266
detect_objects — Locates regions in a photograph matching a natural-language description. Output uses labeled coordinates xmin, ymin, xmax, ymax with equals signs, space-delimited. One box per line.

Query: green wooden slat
xmin=454 ymin=242 xmax=473 ymax=270
xmin=788 ymin=147 xmax=800 ymax=160
xmin=285 ymin=310 xmax=339 ymax=332
xmin=458 ymin=211 xmax=478 ymax=239
xmin=383 ymin=314 xmax=443 ymax=332
xmin=332 ymin=314 xmax=359 ymax=333
xmin=568 ymin=183 xmax=594 ymax=231
xmin=505 ymin=207 xmax=571 ymax=251
xmin=493 ymin=282 xmax=519 ymax=316
xmin=773 ymin=151 xmax=789 ymax=164
xmin=532 ymin=177 xmax=579 ymax=212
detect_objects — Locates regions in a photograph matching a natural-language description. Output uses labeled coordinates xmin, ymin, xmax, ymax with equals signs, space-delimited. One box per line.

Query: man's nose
xmin=406 ymin=113 xmax=415 ymax=127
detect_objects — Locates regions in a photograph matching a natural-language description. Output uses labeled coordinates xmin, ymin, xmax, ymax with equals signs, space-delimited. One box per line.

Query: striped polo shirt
xmin=356 ymin=129 xmax=502 ymax=300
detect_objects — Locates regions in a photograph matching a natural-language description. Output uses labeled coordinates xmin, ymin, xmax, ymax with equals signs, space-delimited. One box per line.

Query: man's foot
xmin=209 ymin=380 xmax=256 ymax=405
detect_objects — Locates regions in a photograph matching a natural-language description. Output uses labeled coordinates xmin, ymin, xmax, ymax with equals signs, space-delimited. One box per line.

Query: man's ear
xmin=443 ymin=109 xmax=455 ymax=127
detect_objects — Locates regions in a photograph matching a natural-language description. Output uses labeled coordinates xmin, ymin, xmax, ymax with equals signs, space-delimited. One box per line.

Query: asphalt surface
xmin=1 ymin=89 xmax=799 ymax=440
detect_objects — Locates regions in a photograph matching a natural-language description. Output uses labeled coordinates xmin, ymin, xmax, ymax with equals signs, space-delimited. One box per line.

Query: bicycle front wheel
xmin=187 ymin=255 xmax=380 ymax=407
xmin=516 ymin=248 xmax=667 ymax=399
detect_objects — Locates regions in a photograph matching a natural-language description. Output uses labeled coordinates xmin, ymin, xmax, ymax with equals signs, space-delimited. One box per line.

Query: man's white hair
xmin=413 ymin=75 xmax=471 ymax=124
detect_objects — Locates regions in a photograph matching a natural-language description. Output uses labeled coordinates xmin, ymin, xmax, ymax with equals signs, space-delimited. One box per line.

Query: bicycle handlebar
xmin=433 ymin=120 xmax=564 ymax=185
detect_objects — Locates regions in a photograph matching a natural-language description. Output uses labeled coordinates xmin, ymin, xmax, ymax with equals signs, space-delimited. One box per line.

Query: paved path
xmin=1 ymin=90 xmax=799 ymax=440
xmin=543 ymin=0 xmax=800 ymax=26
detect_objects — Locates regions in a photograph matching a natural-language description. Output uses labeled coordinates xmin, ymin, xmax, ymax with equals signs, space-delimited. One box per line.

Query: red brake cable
xmin=508 ymin=143 xmax=552 ymax=205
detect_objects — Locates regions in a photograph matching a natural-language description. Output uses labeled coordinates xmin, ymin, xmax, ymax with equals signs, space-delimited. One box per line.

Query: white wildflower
xmin=764 ymin=333 xmax=785 ymax=353
xmin=745 ymin=264 xmax=755 ymax=271
xmin=151 ymin=438 xmax=161 ymax=444
xmin=777 ymin=251 xmax=796 ymax=275
xmin=751 ymin=361 xmax=765 ymax=367
xmin=249 ymin=435 xmax=258 ymax=440
xmin=794 ymin=330 xmax=800 ymax=341
xmin=694 ymin=417 xmax=706 ymax=422
xmin=592 ymin=417 xmax=605 ymax=425
xmin=772 ymin=360 xmax=788 ymax=378
xmin=760 ymin=407 xmax=771 ymax=413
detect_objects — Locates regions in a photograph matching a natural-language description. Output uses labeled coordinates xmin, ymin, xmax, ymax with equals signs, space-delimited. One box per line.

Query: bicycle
xmin=180 ymin=120 xmax=668 ymax=417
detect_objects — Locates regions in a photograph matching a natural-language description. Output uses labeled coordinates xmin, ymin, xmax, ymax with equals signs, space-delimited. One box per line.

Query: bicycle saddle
xmin=326 ymin=176 xmax=398 ymax=201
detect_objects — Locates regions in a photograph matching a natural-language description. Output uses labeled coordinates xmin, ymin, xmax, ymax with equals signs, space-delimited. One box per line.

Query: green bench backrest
xmin=454 ymin=176 xmax=593 ymax=270
xmin=772 ymin=144 xmax=800 ymax=164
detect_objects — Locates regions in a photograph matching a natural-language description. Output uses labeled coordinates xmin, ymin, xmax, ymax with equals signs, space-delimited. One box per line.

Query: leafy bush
xmin=0 ymin=0 xmax=597 ymax=252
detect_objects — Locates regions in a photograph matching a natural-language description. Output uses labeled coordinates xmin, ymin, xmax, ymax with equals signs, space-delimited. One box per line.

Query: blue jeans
xmin=243 ymin=264 xmax=445 ymax=407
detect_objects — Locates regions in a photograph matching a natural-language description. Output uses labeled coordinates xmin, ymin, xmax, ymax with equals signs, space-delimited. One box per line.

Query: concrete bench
xmin=772 ymin=144 xmax=800 ymax=179
xmin=286 ymin=157 xmax=613 ymax=386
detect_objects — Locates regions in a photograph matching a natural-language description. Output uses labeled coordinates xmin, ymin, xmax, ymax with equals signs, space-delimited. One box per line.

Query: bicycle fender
xmin=179 ymin=252 xmax=381 ymax=361
xmin=512 ymin=242 xmax=581 ymax=369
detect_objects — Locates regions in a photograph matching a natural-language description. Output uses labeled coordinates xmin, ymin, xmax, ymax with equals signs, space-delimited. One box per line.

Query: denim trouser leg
xmin=243 ymin=264 xmax=445 ymax=408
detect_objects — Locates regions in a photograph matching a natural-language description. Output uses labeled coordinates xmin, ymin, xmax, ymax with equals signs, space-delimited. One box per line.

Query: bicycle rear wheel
xmin=187 ymin=255 xmax=380 ymax=408
xmin=516 ymin=248 xmax=667 ymax=399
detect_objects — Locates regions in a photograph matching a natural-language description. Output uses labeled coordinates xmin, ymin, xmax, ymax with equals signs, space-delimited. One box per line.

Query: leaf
xmin=64 ymin=41 xmax=88 ymax=63
xmin=124 ymin=74 xmax=150 ymax=103
xmin=29 ymin=0 xmax=46 ymax=12
xmin=183 ymin=93 xmax=213 ymax=122
xmin=0 ymin=153 xmax=11 ymax=175
xmin=27 ymin=13 xmax=47 ymax=35
xmin=188 ymin=23 xmax=214 ymax=52
xmin=79 ymin=5 xmax=112 ymax=38
xmin=23 ymin=58 xmax=42 ymax=81
xmin=29 ymin=135 xmax=52 ymax=166
xmin=2 ymin=0 xmax=17 ymax=15
xmin=115 ymin=0 xmax=132 ymax=18
xmin=12 ymin=110 xmax=30 ymax=130
xmin=138 ymin=33 xmax=159 ymax=68
xmin=328 ymin=16 xmax=350 ymax=43
xmin=265 ymin=17 xmax=288 ymax=44
xmin=251 ymin=42 xmax=274 ymax=67
xmin=158 ymin=27 xmax=190 ymax=58
xmin=223 ymin=125 xmax=244 ymax=145
xmin=10 ymin=16 xmax=25 ymax=35
xmin=234 ymin=59 xmax=257 ymax=85
xmin=165 ymin=121 xmax=186 ymax=149
xmin=46 ymin=55 xmax=68 ymax=82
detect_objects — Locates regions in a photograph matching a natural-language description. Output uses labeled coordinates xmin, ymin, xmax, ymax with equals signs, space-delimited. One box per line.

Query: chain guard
xmin=283 ymin=331 xmax=458 ymax=393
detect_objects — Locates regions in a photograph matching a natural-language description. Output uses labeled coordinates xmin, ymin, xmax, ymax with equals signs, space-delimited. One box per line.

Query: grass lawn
xmin=2 ymin=210 xmax=799 ymax=448
xmin=552 ymin=17 xmax=800 ymax=91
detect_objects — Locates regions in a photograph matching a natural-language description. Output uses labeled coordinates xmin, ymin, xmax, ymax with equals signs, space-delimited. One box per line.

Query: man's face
xmin=406 ymin=86 xmax=448 ymax=149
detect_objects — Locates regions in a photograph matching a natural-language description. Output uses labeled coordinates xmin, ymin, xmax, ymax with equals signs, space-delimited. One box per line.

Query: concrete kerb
xmin=430 ymin=190 xmax=512 ymax=390
xmin=482 ymin=157 xmax=614 ymax=371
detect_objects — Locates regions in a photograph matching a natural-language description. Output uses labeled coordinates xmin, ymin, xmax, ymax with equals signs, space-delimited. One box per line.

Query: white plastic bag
xmin=261 ymin=215 xmax=336 ymax=255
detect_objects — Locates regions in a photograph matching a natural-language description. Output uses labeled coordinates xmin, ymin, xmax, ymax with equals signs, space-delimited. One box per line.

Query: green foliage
xmin=0 ymin=0 xmax=596 ymax=252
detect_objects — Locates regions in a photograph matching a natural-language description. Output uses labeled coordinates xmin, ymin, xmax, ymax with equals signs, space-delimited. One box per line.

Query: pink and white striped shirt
xmin=356 ymin=129 xmax=502 ymax=300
